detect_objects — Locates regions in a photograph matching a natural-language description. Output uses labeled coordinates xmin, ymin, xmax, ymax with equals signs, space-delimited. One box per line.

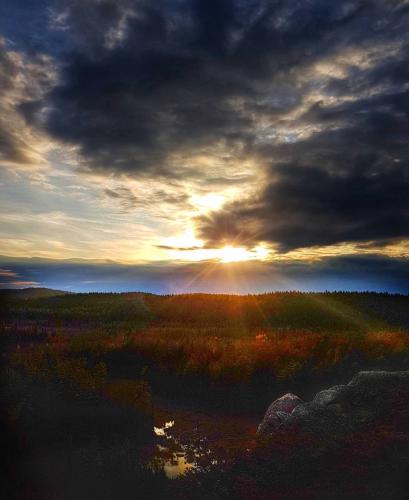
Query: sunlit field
xmin=3 ymin=290 xmax=409 ymax=365
xmin=3 ymin=290 xmax=409 ymax=404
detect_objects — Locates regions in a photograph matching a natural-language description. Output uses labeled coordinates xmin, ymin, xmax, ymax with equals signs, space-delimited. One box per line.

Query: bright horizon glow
xmin=218 ymin=246 xmax=255 ymax=262
xmin=161 ymin=223 xmax=270 ymax=263
xmin=168 ymin=241 xmax=269 ymax=263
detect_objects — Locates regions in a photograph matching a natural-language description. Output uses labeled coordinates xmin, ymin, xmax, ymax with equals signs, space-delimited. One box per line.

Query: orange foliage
xmin=118 ymin=326 xmax=409 ymax=384
xmin=123 ymin=328 xmax=326 ymax=383
xmin=364 ymin=331 xmax=409 ymax=356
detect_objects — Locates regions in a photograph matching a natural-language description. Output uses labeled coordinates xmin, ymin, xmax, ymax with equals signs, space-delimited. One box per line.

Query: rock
xmin=257 ymin=393 xmax=303 ymax=436
xmin=258 ymin=371 xmax=409 ymax=445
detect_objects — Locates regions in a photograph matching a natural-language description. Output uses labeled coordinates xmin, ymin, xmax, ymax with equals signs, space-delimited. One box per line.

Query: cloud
xmin=156 ymin=244 xmax=203 ymax=251
xmin=48 ymin=0 xmax=136 ymax=53
xmin=2 ymin=0 xmax=409 ymax=256
xmin=197 ymin=160 xmax=409 ymax=251
xmin=0 ymin=266 xmax=39 ymax=287
xmin=25 ymin=0 xmax=371 ymax=177
xmin=0 ymin=268 xmax=17 ymax=277
xmin=103 ymin=184 xmax=190 ymax=212
xmin=0 ymin=37 xmax=56 ymax=169
xmin=103 ymin=186 xmax=140 ymax=210
xmin=193 ymin=2 xmax=409 ymax=251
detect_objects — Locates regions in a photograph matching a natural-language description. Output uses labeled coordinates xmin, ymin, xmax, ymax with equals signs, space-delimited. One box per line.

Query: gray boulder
xmin=257 ymin=393 xmax=303 ymax=436
xmin=258 ymin=371 xmax=409 ymax=443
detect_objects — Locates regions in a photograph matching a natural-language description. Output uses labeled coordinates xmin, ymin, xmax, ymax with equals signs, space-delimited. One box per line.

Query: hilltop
xmin=0 ymin=287 xmax=70 ymax=299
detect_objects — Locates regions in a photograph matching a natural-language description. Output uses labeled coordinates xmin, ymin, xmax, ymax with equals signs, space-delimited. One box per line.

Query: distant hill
xmin=0 ymin=287 xmax=70 ymax=299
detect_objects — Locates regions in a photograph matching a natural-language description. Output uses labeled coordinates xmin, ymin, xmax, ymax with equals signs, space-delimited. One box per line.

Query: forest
xmin=1 ymin=289 xmax=409 ymax=499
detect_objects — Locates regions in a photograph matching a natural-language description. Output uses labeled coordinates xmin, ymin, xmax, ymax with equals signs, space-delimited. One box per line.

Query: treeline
xmin=2 ymin=290 xmax=409 ymax=333
xmin=2 ymin=289 xmax=409 ymax=413
xmin=0 ymin=291 xmax=151 ymax=329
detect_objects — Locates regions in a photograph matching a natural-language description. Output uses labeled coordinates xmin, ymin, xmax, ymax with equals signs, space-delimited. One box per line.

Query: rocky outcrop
xmin=257 ymin=393 xmax=303 ymax=435
xmin=258 ymin=371 xmax=409 ymax=442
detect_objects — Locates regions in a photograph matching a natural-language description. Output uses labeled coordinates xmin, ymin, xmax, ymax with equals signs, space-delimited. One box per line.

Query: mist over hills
xmin=1 ymin=254 xmax=409 ymax=294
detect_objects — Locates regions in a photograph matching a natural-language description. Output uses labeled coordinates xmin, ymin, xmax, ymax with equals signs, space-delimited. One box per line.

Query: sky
xmin=0 ymin=0 xmax=408 ymax=293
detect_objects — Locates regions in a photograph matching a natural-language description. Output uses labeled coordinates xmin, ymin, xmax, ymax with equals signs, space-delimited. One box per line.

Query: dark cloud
xmin=195 ymin=2 xmax=409 ymax=250
xmin=198 ymin=160 xmax=409 ymax=251
xmin=23 ymin=0 xmax=375 ymax=176
xmin=49 ymin=0 xmax=131 ymax=53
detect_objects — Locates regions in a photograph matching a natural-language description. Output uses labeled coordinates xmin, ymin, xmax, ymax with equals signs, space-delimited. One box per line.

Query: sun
xmin=218 ymin=246 xmax=252 ymax=263
xmin=160 ymin=225 xmax=270 ymax=263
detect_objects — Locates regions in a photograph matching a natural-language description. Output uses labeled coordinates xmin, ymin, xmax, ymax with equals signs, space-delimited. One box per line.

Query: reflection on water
xmin=154 ymin=420 xmax=175 ymax=436
xmin=149 ymin=403 xmax=257 ymax=480
xmin=163 ymin=450 xmax=195 ymax=479
xmin=151 ymin=419 xmax=216 ymax=479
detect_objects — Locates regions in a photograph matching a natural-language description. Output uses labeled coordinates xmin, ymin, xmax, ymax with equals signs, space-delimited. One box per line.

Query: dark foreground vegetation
xmin=1 ymin=289 xmax=409 ymax=499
